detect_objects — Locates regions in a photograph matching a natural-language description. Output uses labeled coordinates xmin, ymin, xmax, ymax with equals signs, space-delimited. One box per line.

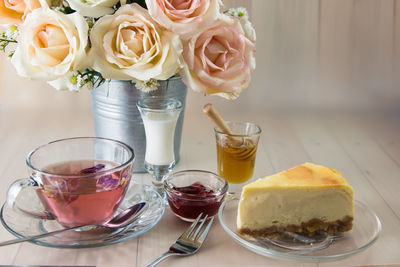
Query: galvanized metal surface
xmin=90 ymin=78 xmax=187 ymax=173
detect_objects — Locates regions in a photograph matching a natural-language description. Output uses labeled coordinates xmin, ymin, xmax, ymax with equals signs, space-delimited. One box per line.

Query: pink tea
xmin=36 ymin=160 xmax=131 ymax=227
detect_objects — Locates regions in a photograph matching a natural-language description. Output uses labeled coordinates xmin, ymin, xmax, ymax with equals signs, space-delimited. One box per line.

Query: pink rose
xmin=145 ymin=0 xmax=222 ymax=37
xmin=0 ymin=0 xmax=43 ymax=25
xmin=180 ymin=15 xmax=256 ymax=100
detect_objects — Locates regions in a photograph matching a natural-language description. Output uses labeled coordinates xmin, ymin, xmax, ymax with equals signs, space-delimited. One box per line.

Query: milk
xmin=142 ymin=112 xmax=178 ymax=166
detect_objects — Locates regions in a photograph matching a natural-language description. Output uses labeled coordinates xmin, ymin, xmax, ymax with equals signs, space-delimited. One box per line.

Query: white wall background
xmin=1 ymin=0 xmax=399 ymax=113
xmin=221 ymin=0 xmax=400 ymax=113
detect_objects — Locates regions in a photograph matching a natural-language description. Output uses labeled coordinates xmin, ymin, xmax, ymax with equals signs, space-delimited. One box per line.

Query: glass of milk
xmin=137 ymin=97 xmax=182 ymax=196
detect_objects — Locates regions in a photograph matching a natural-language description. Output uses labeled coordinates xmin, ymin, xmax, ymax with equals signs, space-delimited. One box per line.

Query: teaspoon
xmin=0 ymin=201 xmax=148 ymax=247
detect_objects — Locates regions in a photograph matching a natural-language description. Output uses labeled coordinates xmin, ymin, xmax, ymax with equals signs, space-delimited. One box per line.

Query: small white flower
xmin=0 ymin=25 xmax=18 ymax=55
xmin=135 ymin=79 xmax=160 ymax=93
xmin=80 ymin=80 xmax=94 ymax=91
xmin=5 ymin=25 xmax=18 ymax=40
xmin=77 ymin=75 xmax=94 ymax=90
xmin=225 ymin=7 xmax=255 ymax=42
xmin=48 ymin=71 xmax=81 ymax=91
xmin=225 ymin=7 xmax=248 ymax=19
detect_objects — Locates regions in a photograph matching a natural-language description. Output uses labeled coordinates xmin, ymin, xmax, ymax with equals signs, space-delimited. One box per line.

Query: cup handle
xmin=7 ymin=178 xmax=54 ymax=220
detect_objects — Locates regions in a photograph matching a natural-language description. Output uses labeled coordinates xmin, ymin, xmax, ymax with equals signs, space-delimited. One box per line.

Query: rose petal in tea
xmin=80 ymin=164 xmax=106 ymax=174
xmin=98 ymin=174 xmax=119 ymax=190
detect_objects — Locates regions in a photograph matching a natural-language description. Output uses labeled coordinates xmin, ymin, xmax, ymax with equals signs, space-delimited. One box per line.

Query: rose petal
xmin=80 ymin=164 xmax=106 ymax=174
xmin=97 ymin=174 xmax=119 ymax=189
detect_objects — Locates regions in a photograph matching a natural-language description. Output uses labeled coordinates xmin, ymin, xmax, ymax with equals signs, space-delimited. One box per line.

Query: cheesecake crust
xmin=238 ymin=216 xmax=353 ymax=238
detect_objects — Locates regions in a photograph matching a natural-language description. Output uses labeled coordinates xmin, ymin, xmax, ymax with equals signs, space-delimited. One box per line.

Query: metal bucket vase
xmin=90 ymin=77 xmax=187 ymax=173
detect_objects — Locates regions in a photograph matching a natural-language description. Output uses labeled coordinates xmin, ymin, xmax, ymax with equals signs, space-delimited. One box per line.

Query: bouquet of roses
xmin=0 ymin=0 xmax=255 ymax=99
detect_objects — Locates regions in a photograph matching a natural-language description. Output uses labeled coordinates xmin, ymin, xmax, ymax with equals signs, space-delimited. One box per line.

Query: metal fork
xmin=145 ymin=213 xmax=214 ymax=267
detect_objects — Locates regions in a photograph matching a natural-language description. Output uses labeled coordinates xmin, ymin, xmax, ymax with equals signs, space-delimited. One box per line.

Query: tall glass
xmin=137 ymin=98 xmax=182 ymax=195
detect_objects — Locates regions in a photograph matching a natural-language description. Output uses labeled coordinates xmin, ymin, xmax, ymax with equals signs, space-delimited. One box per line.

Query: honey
xmin=217 ymin=140 xmax=258 ymax=183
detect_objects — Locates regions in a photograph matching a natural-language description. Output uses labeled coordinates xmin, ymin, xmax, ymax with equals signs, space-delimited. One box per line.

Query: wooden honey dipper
xmin=202 ymin=104 xmax=257 ymax=160
xmin=202 ymin=103 xmax=233 ymax=134
xmin=202 ymin=103 xmax=244 ymax=147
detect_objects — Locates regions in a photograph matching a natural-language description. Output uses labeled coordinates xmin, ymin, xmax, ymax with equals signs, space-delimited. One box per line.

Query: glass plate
xmin=0 ymin=184 xmax=165 ymax=248
xmin=218 ymin=197 xmax=381 ymax=262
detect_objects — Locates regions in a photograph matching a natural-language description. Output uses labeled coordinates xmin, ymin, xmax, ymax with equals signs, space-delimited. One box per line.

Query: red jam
xmin=167 ymin=182 xmax=224 ymax=220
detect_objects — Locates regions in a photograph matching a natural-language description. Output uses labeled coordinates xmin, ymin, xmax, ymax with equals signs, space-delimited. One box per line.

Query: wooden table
xmin=1 ymin=0 xmax=400 ymax=264
xmin=0 ymin=90 xmax=400 ymax=266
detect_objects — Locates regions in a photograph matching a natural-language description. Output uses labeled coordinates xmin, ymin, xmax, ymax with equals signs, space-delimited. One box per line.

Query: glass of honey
xmin=214 ymin=122 xmax=261 ymax=184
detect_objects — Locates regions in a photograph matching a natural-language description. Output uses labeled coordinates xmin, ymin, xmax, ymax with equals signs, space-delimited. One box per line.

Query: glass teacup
xmin=6 ymin=137 xmax=135 ymax=228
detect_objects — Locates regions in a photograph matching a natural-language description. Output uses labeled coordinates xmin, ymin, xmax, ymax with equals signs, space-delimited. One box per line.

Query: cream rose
xmin=0 ymin=0 xmax=44 ymax=25
xmin=89 ymin=3 xmax=182 ymax=81
xmin=180 ymin=15 xmax=256 ymax=99
xmin=146 ymin=0 xmax=222 ymax=37
xmin=11 ymin=8 xmax=89 ymax=82
xmin=65 ymin=0 xmax=119 ymax=18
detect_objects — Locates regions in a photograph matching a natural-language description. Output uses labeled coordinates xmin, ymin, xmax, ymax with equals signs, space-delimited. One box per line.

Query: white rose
xmin=0 ymin=0 xmax=44 ymax=26
xmin=89 ymin=3 xmax=182 ymax=81
xmin=11 ymin=8 xmax=89 ymax=82
xmin=65 ymin=0 xmax=119 ymax=18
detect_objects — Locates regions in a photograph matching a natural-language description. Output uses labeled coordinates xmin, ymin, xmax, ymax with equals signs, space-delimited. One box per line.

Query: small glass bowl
xmin=164 ymin=170 xmax=228 ymax=222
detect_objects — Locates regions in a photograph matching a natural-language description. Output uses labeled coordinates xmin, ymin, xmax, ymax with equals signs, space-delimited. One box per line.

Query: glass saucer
xmin=218 ymin=197 xmax=381 ymax=262
xmin=0 ymin=184 xmax=165 ymax=248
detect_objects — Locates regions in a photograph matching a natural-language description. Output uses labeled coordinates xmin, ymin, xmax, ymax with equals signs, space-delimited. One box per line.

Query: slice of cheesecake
xmin=237 ymin=162 xmax=354 ymax=238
